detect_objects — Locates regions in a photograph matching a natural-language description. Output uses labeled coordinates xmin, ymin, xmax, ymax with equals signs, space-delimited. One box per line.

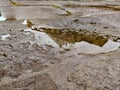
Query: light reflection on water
xmin=62 ymin=40 xmax=120 ymax=54
xmin=24 ymin=28 xmax=59 ymax=48
xmin=0 ymin=16 xmax=6 ymax=21
xmin=24 ymin=28 xmax=120 ymax=54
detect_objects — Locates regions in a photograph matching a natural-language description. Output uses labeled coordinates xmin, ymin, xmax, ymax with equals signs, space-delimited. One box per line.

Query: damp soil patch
xmin=24 ymin=27 xmax=120 ymax=54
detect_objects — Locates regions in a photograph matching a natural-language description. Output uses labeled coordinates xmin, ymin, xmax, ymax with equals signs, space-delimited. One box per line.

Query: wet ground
xmin=0 ymin=0 xmax=120 ymax=90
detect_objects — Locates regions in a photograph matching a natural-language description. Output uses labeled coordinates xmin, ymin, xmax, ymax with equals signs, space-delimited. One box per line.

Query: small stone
xmin=20 ymin=29 xmax=24 ymax=32
xmin=73 ymin=19 xmax=79 ymax=22
xmin=90 ymin=22 xmax=96 ymax=24
xmin=3 ymin=53 xmax=8 ymax=57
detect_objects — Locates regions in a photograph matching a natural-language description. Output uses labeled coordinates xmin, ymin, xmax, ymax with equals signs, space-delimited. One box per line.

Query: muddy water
xmin=24 ymin=28 xmax=59 ymax=48
xmin=24 ymin=28 xmax=120 ymax=54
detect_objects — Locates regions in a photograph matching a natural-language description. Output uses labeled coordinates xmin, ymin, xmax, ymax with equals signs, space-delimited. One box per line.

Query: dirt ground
xmin=0 ymin=0 xmax=120 ymax=90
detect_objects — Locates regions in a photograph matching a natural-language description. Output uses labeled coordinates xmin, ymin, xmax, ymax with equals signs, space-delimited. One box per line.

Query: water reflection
xmin=25 ymin=28 xmax=120 ymax=54
xmin=0 ymin=16 xmax=6 ymax=21
xmin=38 ymin=28 xmax=108 ymax=47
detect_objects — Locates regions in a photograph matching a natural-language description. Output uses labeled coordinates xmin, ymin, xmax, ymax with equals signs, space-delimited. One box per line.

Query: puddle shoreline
xmin=23 ymin=27 xmax=120 ymax=54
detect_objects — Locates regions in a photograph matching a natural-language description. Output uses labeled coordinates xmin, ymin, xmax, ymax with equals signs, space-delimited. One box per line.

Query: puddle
xmin=24 ymin=28 xmax=120 ymax=54
xmin=62 ymin=40 xmax=120 ymax=54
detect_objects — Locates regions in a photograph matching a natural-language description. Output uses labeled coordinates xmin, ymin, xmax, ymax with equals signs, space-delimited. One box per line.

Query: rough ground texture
xmin=0 ymin=0 xmax=120 ymax=90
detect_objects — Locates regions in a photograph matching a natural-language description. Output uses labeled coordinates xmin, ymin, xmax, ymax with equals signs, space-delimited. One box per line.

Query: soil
xmin=0 ymin=0 xmax=120 ymax=90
